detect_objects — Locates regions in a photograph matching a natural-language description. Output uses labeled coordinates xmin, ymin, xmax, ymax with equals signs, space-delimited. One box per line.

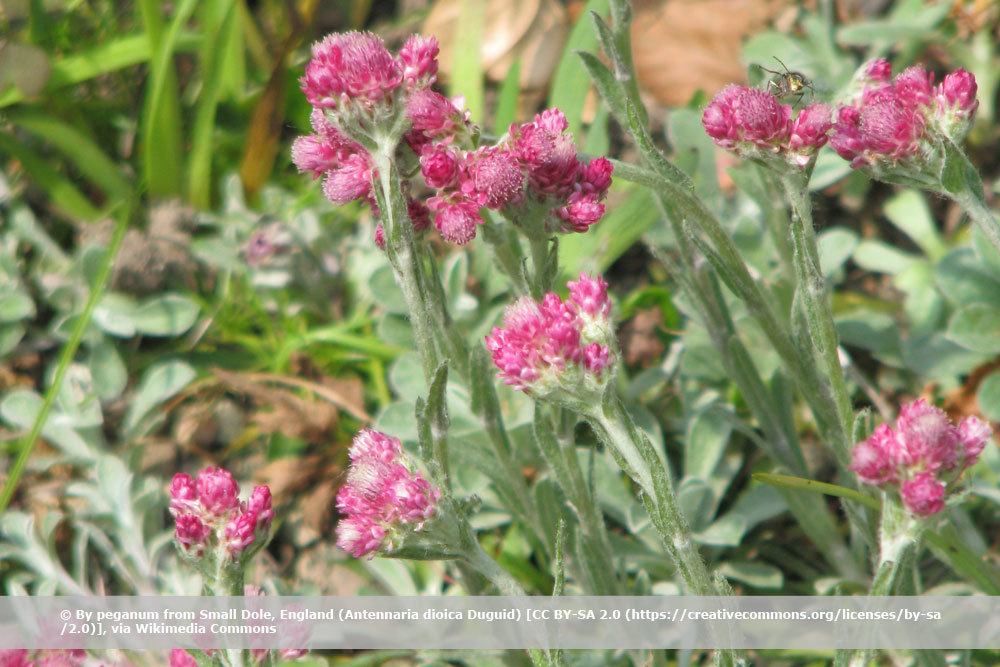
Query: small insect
xmin=757 ymin=57 xmax=815 ymax=106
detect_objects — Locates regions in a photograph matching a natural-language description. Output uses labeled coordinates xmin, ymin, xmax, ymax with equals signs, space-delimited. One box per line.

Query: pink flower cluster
xmin=335 ymin=429 xmax=441 ymax=558
xmin=850 ymin=399 xmax=992 ymax=516
xmin=169 ymin=467 xmax=274 ymax=560
xmin=0 ymin=651 xmax=85 ymax=667
xmin=486 ymin=273 xmax=614 ymax=394
xmin=831 ymin=60 xmax=978 ymax=168
xmin=294 ymin=31 xmax=612 ymax=247
xmin=293 ymin=32 xmax=438 ymax=244
xmin=702 ymin=84 xmax=832 ymax=168
xmin=420 ymin=109 xmax=614 ymax=244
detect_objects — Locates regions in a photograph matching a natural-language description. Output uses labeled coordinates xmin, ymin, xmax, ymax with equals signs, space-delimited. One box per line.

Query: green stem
xmin=953 ymin=187 xmax=1000 ymax=254
xmin=587 ymin=396 xmax=715 ymax=596
xmin=782 ymin=172 xmax=854 ymax=465
xmin=373 ymin=149 xmax=442 ymax=385
xmin=529 ymin=234 xmax=552 ymax=299
xmin=842 ymin=496 xmax=922 ymax=667
xmin=0 ymin=211 xmax=128 ymax=512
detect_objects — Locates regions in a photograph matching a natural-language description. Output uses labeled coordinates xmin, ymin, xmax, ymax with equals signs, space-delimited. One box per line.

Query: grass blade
xmin=493 ymin=60 xmax=521 ymax=135
xmin=139 ymin=0 xmax=198 ymax=197
xmin=549 ymin=0 xmax=609 ymax=137
xmin=0 ymin=132 xmax=100 ymax=221
xmin=8 ymin=111 xmax=131 ymax=201
xmin=449 ymin=0 xmax=485 ymax=123
xmin=188 ymin=0 xmax=239 ymax=208
xmin=752 ymin=472 xmax=880 ymax=510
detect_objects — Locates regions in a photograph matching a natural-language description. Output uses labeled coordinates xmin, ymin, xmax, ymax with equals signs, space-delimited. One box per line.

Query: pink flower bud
xmin=557 ymin=192 xmax=605 ymax=233
xmin=300 ymin=32 xmax=402 ymax=109
xmin=582 ymin=343 xmax=611 ymax=375
xmin=196 ymin=467 xmax=240 ymax=516
xmin=894 ymin=66 xmax=934 ymax=107
xmin=581 ymin=157 xmax=614 ymax=194
xmin=937 ymin=68 xmax=978 ymax=115
xmin=849 ymin=424 xmax=899 ymax=485
xmin=322 ymin=153 xmax=373 ymax=204
xmin=169 ymin=473 xmax=197 ymax=516
xmin=350 ymin=428 xmax=403 ymax=463
xmin=290 ymin=135 xmax=339 ymax=178
xmin=174 ymin=514 xmax=211 ymax=555
xmin=335 ymin=515 xmax=386 ymax=558
xmin=788 ymin=103 xmax=832 ymax=151
xmin=431 ymin=199 xmax=482 ymax=245
xmin=831 ymin=87 xmax=924 ymax=165
xmin=169 ymin=650 xmax=197 ymax=667
xmin=864 ymin=58 xmax=892 ymax=83
xmin=900 ymin=472 xmax=946 ymax=517
xmin=247 ymin=485 xmax=275 ymax=531
xmin=398 ymin=35 xmax=439 ymax=87
xmin=224 ymin=510 xmax=260 ymax=556
xmin=957 ymin=415 xmax=991 ymax=466
xmin=463 ymin=148 xmax=523 ymax=209
xmin=420 ymin=144 xmax=461 ymax=189
xmin=896 ymin=399 xmax=961 ymax=471
xmin=568 ymin=273 xmax=611 ymax=319
xmin=406 ymin=89 xmax=461 ymax=137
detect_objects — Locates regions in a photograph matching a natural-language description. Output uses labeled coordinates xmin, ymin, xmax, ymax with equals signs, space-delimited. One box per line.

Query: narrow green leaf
xmin=550 ymin=0 xmax=610 ymax=137
xmin=8 ymin=112 xmax=131 ymax=201
xmin=140 ymin=0 xmax=198 ymax=197
xmin=752 ymin=472 xmax=880 ymax=510
xmin=188 ymin=0 xmax=239 ymax=208
xmin=0 ymin=132 xmax=99 ymax=221
xmin=0 ymin=33 xmax=202 ymax=109
xmin=449 ymin=0 xmax=485 ymax=123
xmin=492 ymin=60 xmax=521 ymax=136
xmin=577 ymin=50 xmax=626 ymax=127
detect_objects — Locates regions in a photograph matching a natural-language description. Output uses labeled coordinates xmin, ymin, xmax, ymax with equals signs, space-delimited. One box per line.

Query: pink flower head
xmin=831 ymin=87 xmax=925 ymax=166
xmin=430 ymin=198 xmax=483 ymax=245
xmin=398 ymin=35 xmax=439 ymax=88
xmin=247 ymin=485 xmax=275 ymax=530
xmin=224 ymin=510 xmax=260 ymax=556
xmin=485 ymin=275 xmax=615 ymax=396
xmin=0 ymin=651 xmax=31 ymax=667
xmin=322 ymin=152 xmax=373 ymax=204
xmin=420 ymin=143 xmax=461 ymax=189
xmin=513 ymin=110 xmax=581 ymax=197
xmin=849 ymin=424 xmax=899 ymax=485
xmin=832 ymin=62 xmax=978 ymax=170
xmin=568 ymin=272 xmax=611 ymax=319
xmin=938 ymin=68 xmax=978 ymax=114
xmin=169 ymin=650 xmax=198 ymax=667
xmin=291 ymin=135 xmax=340 ymax=178
xmin=174 ymin=514 xmax=211 ymax=556
xmin=32 ymin=652 xmax=85 ymax=667
xmin=702 ymin=84 xmax=791 ymax=149
xmin=406 ymin=89 xmax=463 ymax=138
xmin=957 ymin=415 xmax=992 ymax=465
xmin=335 ymin=429 xmax=440 ymax=558
xmin=350 ymin=428 xmax=403 ymax=463
xmin=788 ymin=103 xmax=833 ymax=152
xmin=864 ymin=58 xmax=892 ymax=83
xmin=557 ymin=192 xmax=605 ymax=233
xmin=463 ymin=147 xmax=524 ymax=209
xmin=900 ymin=472 xmax=946 ymax=517
xmin=850 ymin=399 xmax=989 ymax=517
xmin=196 ymin=466 xmax=240 ymax=516
xmin=894 ymin=66 xmax=934 ymax=107
xmin=169 ymin=472 xmax=197 ymax=516
xmin=300 ymin=32 xmax=402 ymax=109
xmin=581 ymin=157 xmax=614 ymax=194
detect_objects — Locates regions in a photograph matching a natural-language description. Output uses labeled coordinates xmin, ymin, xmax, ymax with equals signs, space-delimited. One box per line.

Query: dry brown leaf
xmin=631 ymin=0 xmax=790 ymax=107
xmin=424 ymin=0 xmax=569 ymax=90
